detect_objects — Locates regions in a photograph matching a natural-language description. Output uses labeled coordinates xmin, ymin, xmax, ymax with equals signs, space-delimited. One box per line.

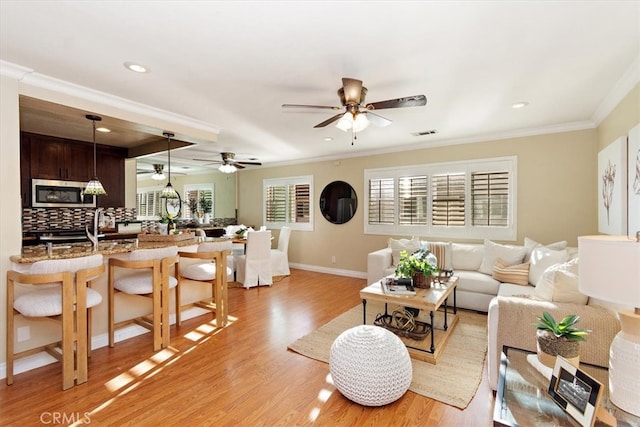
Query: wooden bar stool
xmin=6 ymin=254 xmax=105 ymax=390
xmin=177 ymin=241 xmax=233 ymax=327
xmin=108 ymin=246 xmax=179 ymax=351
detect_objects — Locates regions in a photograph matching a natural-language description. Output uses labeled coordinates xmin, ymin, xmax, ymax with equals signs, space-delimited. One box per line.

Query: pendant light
xmin=84 ymin=114 xmax=107 ymax=195
xmin=160 ymin=132 xmax=179 ymax=199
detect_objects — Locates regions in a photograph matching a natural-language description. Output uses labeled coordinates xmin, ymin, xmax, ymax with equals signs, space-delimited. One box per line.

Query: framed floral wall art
xmin=629 ymin=124 xmax=640 ymax=236
xmin=598 ymin=136 xmax=627 ymax=235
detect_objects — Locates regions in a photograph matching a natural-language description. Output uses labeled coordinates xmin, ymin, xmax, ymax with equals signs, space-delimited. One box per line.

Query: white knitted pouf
xmin=329 ymin=325 xmax=412 ymax=406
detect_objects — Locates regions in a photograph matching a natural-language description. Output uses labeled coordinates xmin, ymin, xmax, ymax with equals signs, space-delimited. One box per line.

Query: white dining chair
xmin=270 ymin=226 xmax=291 ymax=277
xmin=236 ymin=230 xmax=273 ymax=288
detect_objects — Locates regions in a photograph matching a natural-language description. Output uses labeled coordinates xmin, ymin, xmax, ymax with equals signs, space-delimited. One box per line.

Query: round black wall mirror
xmin=320 ymin=180 xmax=357 ymax=224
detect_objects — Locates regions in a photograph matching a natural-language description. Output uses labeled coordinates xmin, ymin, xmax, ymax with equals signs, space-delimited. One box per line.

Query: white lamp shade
xmin=578 ymin=235 xmax=640 ymax=307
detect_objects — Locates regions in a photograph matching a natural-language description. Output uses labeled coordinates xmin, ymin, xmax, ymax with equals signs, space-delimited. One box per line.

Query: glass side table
xmin=493 ymin=346 xmax=640 ymax=427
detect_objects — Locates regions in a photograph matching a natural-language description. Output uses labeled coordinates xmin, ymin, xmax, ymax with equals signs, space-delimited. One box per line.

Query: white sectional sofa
xmin=367 ymin=236 xmax=620 ymax=391
xmin=367 ymin=237 xmax=576 ymax=312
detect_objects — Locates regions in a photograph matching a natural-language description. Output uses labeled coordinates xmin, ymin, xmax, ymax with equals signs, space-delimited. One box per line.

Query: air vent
xmin=411 ymin=129 xmax=438 ymax=136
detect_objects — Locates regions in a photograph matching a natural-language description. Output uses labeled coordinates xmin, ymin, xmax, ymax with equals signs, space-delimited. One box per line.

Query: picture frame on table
xmin=598 ymin=136 xmax=627 ymax=235
xmin=548 ymin=356 xmax=603 ymax=427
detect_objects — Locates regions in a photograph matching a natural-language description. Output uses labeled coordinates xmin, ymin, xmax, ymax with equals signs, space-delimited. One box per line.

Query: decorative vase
xmin=412 ymin=273 xmax=433 ymax=289
xmin=203 ymin=213 xmax=211 ymax=224
xmin=536 ymin=330 xmax=580 ymax=368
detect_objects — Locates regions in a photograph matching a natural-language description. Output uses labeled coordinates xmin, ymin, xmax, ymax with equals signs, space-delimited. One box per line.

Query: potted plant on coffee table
xmin=534 ymin=311 xmax=590 ymax=368
xmin=395 ymin=249 xmax=439 ymax=289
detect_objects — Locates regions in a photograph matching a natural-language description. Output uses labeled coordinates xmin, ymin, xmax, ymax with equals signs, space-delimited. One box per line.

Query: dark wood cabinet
xmin=21 ymin=132 xmax=126 ymax=208
xmin=27 ymin=133 xmax=92 ymax=181
xmin=95 ymin=145 xmax=126 ymax=208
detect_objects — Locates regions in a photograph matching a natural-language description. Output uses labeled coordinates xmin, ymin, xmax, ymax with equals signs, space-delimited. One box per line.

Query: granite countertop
xmin=11 ymin=236 xmax=200 ymax=263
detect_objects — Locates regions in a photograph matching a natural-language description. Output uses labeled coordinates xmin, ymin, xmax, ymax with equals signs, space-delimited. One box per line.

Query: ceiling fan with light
xmin=282 ymin=77 xmax=427 ymax=144
xmin=193 ymin=152 xmax=262 ymax=173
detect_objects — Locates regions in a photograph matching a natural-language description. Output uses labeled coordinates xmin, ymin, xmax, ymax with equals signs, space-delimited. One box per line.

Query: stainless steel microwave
xmin=32 ymin=179 xmax=96 ymax=208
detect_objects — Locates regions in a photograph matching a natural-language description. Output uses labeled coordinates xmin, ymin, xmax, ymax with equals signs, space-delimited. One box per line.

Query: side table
xmin=493 ymin=346 xmax=640 ymax=426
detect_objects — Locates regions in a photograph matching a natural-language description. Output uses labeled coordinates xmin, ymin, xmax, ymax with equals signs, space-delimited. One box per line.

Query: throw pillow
xmin=478 ymin=239 xmax=527 ymax=275
xmin=534 ymin=258 xmax=587 ymax=304
xmin=492 ymin=258 xmax=530 ymax=286
xmin=428 ymin=241 xmax=453 ymax=271
xmin=388 ymin=236 xmax=421 ymax=267
xmin=451 ymin=243 xmax=485 ymax=271
xmin=528 ymin=246 xmax=569 ymax=285
xmin=523 ymin=237 xmax=568 ymax=262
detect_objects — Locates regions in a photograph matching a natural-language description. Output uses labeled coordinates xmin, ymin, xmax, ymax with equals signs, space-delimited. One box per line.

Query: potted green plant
xmin=199 ymin=195 xmax=212 ymax=224
xmin=395 ymin=249 xmax=439 ymax=288
xmin=534 ymin=311 xmax=590 ymax=368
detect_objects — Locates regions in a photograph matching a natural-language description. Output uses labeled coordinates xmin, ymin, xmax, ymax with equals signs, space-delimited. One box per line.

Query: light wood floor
xmin=1 ymin=269 xmax=495 ymax=426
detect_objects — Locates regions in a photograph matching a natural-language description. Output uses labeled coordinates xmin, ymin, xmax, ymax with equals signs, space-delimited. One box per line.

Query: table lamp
xmin=578 ymin=234 xmax=640 ymax=416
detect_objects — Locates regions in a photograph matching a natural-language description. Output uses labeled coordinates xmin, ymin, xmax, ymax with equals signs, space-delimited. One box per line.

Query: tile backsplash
xmin=22 ymin=207 xmax=137 ymax=232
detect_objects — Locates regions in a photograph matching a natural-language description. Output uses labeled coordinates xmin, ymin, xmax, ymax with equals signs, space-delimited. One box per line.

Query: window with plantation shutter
xmin=263 ymin=176 xmax=313 ymax=231
xmin=368 ymin=178 xmax=395 ymax=224
xmin=136 ymin=187 xmax=163 ymax=219
xmin=471 ymin=171 xmax=509 ymax=226
xmin=398 ymin=175 xmax=428 ymax=225
xmin=183 ymin=184 xmax=214 ymax=221
xmin=365 ymin=156 xmax=516 ymax=240
xmin=431 ymin=173 xmax=465 ymax=226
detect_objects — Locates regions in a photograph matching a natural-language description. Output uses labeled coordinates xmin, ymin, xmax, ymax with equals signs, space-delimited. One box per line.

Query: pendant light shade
xmin=160 ymin=132 xmax=179 ymax=199
xmin=84 ymin=115 xmax=107 ymax=196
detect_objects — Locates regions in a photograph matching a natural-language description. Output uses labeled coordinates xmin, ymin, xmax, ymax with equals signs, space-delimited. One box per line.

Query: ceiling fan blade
xmin=313 ymin=113 xmax=344 ymax=128
xmin=235 ymin=161 xmax=262 ymax=166
xmin=234 ymin=163 xmax=246 ymax=169
xmin=364 ymin=111 xmax=392 ymax=127
xmin=282 ymin=104 xmax=341 ymax=110
xmin=365 ymin=94 xmax=427 ymax=110
xmin=341 ymin=78 xmax=363 ymax=104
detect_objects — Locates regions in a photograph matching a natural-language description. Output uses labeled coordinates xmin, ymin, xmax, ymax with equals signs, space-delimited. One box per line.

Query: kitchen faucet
xmin=86 ymin=207 xmax=103 ymax=251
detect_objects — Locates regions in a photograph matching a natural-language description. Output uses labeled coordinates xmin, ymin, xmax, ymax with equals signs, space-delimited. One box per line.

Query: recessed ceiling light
xmin=511 ymin=101 xmax=529 ymax=109
xmin=124 ymin=62 xmax=148 ymax=73
xmin=323 ymin=137 xmax=333 ymax=142
xmin=96 ymin=127 xmax=111 ymax=133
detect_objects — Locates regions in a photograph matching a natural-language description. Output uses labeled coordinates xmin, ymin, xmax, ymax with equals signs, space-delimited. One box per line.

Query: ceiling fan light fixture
xmin=335 ymin=112 xmax=370 ymax=133
xmin=219 ymin=164 xmax=237 ymax=174
xmin=151 ymin=164 xmax=165 ymax=180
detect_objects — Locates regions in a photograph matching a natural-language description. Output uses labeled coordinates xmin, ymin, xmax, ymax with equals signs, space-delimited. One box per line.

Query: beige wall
xmin=238 ymin=129 xmax=599 ymax=275
xmin=597 ymin=84 xmax=640 ymax=151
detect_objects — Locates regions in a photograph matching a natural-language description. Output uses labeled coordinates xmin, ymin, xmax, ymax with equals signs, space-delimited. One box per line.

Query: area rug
xmin=287 ymin=301 xmax=488 ymax=409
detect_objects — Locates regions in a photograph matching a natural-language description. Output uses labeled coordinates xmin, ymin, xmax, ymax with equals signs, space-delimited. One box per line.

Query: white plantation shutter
xmin=398 ymin=175 xmax=428 ymax=225
xmin=431 ymin=173 xmax=465 ymax=226
xmin=471 ymin=171 xmax=509 ymax=226
xmin=264 ymin=176 xmax=313 ymax=230
xmin=183 ymin=185 xmax=214 ymax=221
xmin=136 ymin=188 xmax=162 ymax=219
xmin=368 ymin=178 xmax=395 ymax=224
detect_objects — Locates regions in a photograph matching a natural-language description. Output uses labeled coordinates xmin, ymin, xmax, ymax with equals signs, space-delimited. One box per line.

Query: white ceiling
xmin=1 ymin=1 xmax=639 ymax=176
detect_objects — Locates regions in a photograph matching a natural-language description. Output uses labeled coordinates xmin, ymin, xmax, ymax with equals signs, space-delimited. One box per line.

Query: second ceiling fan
xmin=283 ymin=77 xmax=427 ymax=142
xmin=193 ymin=152 xmax=262 ymax=173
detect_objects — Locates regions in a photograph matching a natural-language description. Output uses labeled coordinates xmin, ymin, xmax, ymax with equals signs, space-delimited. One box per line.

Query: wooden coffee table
xmin=359 ymin=276 xmax=459 ymax=364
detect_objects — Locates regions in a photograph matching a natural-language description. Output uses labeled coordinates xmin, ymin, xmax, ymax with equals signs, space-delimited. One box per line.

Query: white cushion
xmin=387 ymin=236 xmax=421 ymax=267
xmin=22 ymin=254 xmax=104 ymax=288
xmin=523 ymin=237 xmax=568 ymax=262
xmin=454 ymin=270 xmax=501 ymax=295
xmin=498 ymin=282 xmax=536 ymax=297
xmin=115 ymin=272 xmax=178 ymax=294
xmin=528 ymin=246 xmax=569 ymax=285
xmin=534 ymin=258 xmax=587 ymax=304
xmin=478 ymin=240 xmax=526 ymax=275
xmin=14 ymin=287 xmax=102 ymax=317
xmin=181 ymin=262 xmax=234 ymax=281
xmin=451 ymin=243 xmax=485 ymax=271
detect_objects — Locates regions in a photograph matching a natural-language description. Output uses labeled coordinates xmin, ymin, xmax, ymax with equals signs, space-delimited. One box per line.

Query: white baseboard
xmin=289 ymin=262 xmax=367 ymax=279
xmin=0 ymin=306 xmax=208 ymax=380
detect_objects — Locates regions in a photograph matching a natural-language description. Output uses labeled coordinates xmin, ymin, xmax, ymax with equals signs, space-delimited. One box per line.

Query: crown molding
xmin=0 ymin=60 xmax=220 ymax=137
xmin=592 ymin=56 xmax=640 ymax=125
